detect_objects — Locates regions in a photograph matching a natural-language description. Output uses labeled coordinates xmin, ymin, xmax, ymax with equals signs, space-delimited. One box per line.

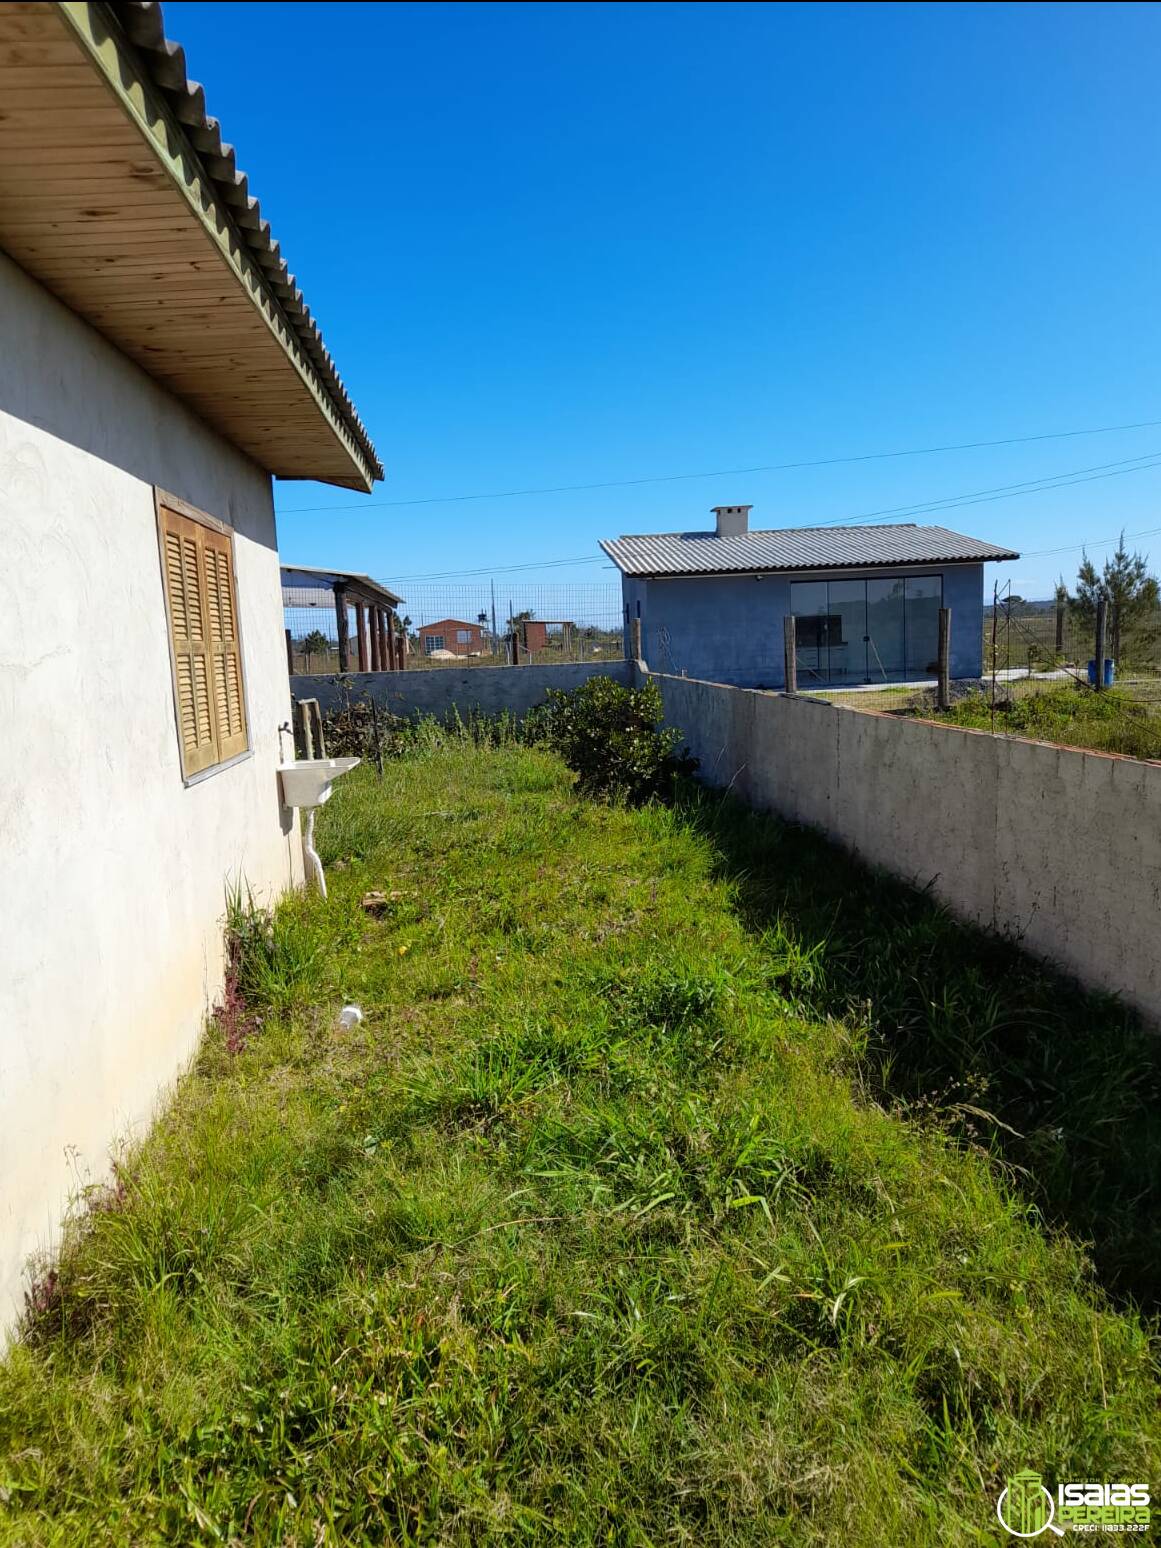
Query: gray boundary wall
xmin=291 ymin=659 xmax=632 ymax=721
xmin=651 ymin=672 xmax=1161 ymax=1024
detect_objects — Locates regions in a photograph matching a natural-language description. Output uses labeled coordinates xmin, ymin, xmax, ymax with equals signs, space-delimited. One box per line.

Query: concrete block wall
xmin=292 ymin=659 xmax=632 ymax=721
xmin=622 ymin=565 xmax=985 ymax=688
xmin=650 ymin=672 xmax=1161 ymax=1025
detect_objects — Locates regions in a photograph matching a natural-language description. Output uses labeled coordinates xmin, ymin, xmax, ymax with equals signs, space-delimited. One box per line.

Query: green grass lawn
xmin=922 ymin=684 xmax=1161 ymax=760
xmin=2 ymin=739 xmax=1159 ymax=1545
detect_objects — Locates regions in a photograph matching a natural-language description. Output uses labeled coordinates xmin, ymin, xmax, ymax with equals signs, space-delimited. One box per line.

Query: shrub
xmin=536 ymin=675 xmax=696 ymax=802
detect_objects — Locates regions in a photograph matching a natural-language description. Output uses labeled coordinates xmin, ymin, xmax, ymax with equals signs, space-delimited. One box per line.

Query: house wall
xmin=0 ymin=250 xmax=302 ymax=1330
xmin=648 ymin=670 xmax=1161 ymax=1025
xmin=621 ymin=564 xmax=985 ymax=687
xmin=419 ymin=623 xmax=484 ymax=657
xmin=292 ymin=659 xmax=633 ymax=721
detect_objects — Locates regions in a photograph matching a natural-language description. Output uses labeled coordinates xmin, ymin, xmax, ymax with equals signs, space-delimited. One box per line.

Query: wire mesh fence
xmin=285 ymin=580 xmax=625 ymax=673
xmin=813 ymin=583 xmax=1161 ymax=760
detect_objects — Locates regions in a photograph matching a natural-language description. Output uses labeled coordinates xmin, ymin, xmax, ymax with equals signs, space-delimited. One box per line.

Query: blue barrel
xmin=1086 ymin=658 xmax=1115 ymax=687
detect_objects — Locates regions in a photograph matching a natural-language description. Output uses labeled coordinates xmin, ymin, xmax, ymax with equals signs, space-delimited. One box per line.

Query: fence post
xmin=937 ymin=607 xmax=951 ymax=709
xmin=1095 ymin=596 xmax=1108 ymax=690
xmin=285 ymin=628 xmax=294 ymax=677
xmin=1055 ymin=595 xmax=1065 ymax=658
xmin=294 ymin=697 xmax=320 ymax=760
xmin=783 ymin=614 xmax=797 ymax=693
xmin=510 ymin=629 xmax=521 ymax=665
xmin=631 ymin=617 xmax=643 ymax=663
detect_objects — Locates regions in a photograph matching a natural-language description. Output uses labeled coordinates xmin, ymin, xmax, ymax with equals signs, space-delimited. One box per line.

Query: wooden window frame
xmin=154 ymin=489 xmax=251 ymax=785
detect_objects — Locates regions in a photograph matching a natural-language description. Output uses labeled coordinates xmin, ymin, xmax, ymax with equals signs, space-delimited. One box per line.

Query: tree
xmin=1071 ymin=533 xmax=1160 ymax=664
xmin=506 ymin=607 xmax=534 ymax=633
xmin=299 ymin=628 xmax=329 ymax=666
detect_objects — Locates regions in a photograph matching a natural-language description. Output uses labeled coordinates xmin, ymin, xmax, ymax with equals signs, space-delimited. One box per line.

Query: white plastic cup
xmin=338 ymin=1004 xmax=364 ymax=1031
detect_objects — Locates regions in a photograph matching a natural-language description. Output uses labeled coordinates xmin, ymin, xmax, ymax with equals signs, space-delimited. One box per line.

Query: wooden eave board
xmin=0 ymin=2 xmax=372 ymax=488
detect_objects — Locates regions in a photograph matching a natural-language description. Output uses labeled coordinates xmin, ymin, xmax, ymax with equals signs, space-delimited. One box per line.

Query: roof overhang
xmin=281 ymin=566 xmax=403 ymax=609
xmin=0 ymin=1 xmax=381 ymax=491
xmin=604 ymin=558 xmax=1020 ymax=581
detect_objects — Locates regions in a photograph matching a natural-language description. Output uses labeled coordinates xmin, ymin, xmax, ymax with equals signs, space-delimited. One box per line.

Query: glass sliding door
xmin=789 ymin=581 xmax=829 ymax=685
xmin=788 ymin=573 xmax=943 ymax=685
xmin=827 ymin=580 xmax=867 ymax=684
xmin=866 ymin=578 xmax=906 ymax=681
xmin=905 ymin=575 xmax=942 ymax=678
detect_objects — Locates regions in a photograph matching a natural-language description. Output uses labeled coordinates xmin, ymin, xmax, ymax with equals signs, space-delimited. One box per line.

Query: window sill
xmin=183 ymin=748 xmax=254 ymax=789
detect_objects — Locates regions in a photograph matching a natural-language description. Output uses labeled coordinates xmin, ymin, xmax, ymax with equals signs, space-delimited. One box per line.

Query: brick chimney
xmin=712 ymin=504 xmax=752 ymax=538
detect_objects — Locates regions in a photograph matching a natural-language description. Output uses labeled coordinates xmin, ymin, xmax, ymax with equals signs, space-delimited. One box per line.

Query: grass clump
xmin=1 ymin=739 xmax=1159 ymax=1545
xmin=921 ymin=682 xmax=1161 ymax=760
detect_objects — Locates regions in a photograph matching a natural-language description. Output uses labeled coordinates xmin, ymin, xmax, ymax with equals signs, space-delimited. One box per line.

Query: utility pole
xmin=490 ymin=580 xmax=498 ymax=661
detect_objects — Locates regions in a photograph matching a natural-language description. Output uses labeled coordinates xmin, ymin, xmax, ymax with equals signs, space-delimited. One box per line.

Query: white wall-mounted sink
xmin=277 ymin=757 xmax=360 ymax=897
xmin=277 ymin=757 xmax=360 ymax=811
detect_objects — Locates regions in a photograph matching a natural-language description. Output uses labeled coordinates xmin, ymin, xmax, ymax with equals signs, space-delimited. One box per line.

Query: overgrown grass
xmin=918 ymin=683 xmax=1161 ymax=760
xmin=1 ymin=742 xmax=1159 ymax=1545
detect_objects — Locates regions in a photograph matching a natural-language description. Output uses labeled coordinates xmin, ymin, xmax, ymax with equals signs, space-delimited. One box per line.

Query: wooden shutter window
xmin=158 ymin=503 xmax=249 ymax=777
xmin=203 ymin=532 xmax=248 ymax=761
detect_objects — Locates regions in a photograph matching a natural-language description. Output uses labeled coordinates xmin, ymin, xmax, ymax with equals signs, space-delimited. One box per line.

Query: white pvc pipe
xmin=302 ymin=806 xmax=327 ymax=898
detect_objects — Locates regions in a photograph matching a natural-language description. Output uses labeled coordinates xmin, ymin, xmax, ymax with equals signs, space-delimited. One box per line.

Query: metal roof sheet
xmin=599 ymin=523 xmax=1020 ymax=577
xmin=281 ymin=566 xmax=403 ymax=607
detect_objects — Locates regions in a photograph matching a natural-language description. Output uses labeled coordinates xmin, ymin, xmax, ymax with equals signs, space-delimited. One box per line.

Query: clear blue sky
xmin=167 ymin=0 xmax=1161 ymax=600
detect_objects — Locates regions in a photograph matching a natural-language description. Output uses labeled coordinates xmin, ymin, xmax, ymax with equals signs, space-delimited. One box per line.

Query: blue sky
xmin=168 ymin=0 xmax=1161 ymax=601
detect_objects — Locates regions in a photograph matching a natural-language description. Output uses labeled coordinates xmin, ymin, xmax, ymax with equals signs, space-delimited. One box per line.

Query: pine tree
xmin=299 ymin=628 xmax=330 ymax=667
xmin=1070 ymin=533 xmax=1159 ymax=664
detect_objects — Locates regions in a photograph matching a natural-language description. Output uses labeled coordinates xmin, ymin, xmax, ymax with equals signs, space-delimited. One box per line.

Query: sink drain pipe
xmin=303 ymin=807 xmax=327 ymax=898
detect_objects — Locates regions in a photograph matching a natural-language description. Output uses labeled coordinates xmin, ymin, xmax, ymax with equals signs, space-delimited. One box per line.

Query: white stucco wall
xmin=0 ymin=251 xmax=303 ymax=1329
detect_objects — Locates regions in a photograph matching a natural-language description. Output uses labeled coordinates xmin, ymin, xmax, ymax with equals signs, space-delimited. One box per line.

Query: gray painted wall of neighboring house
xmin=0 ymin=249 xmax=302 ymax=1331
xmin=649 ymin=670 xmax=1161 ymax=1026
xmin=292 ymin=660 xmax=632 ymax=721
xmin=619 ymin=564 xmax=986 ymax=688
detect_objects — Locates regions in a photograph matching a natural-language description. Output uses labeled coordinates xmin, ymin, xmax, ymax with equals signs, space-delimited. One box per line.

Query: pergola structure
xmin=281 ymin=566 xmax=406 ymax=673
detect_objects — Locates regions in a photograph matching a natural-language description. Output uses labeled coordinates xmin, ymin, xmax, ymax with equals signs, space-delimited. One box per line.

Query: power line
xmin=278 ymin=415 xmax=1161 ymax=515
xmin=1021 ymin=523 xmax=1161 ymax=559
xmin=387 ymin=450 xmax=1161 ymax=581
xmin=807 ymin=449 xmax=1161 ymax=528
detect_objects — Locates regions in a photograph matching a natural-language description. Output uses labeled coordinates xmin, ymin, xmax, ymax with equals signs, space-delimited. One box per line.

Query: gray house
xmin=601 ymin=506 xmax=1018 ymax=689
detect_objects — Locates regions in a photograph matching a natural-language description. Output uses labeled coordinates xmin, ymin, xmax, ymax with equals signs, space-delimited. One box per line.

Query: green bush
xmin=536 ymin=675 xmax=696 ymax=802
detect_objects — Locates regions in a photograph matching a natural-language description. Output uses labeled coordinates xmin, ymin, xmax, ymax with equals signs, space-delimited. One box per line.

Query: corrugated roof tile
xmin=599 ymin=523 xmax=1019 ymax=576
